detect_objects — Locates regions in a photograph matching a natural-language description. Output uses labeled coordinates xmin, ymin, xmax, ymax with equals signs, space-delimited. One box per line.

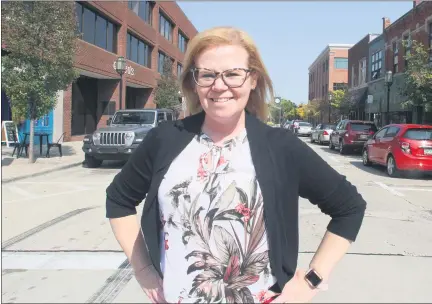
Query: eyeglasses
xmin=191 ymin=68 xmax=252 ymax=88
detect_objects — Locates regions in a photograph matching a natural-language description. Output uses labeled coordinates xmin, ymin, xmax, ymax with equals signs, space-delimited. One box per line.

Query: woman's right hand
xmin=134 ymin=265 xmax=166 ymax=303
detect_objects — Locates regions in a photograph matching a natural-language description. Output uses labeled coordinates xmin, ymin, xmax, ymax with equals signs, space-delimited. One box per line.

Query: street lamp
xmin=384 ymin=70 xmax=393 ymax=125
xmin=274 ymin=96 xmax=282 ymax=127
xmin=328 ymin=91 xmax=332 ymax=123
xmin=114 ymin=56 xmax=127 ymax=109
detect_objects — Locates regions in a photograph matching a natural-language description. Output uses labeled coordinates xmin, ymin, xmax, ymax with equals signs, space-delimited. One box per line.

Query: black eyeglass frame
xmin=191 ymin=67 xmax=252 ymax=88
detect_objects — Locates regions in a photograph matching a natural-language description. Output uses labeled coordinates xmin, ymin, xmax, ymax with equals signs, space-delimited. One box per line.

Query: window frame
xmin=75 ymin=2 xmax=117 ymax=53
xmin=126 ymin=32 xmax=152 ymax=68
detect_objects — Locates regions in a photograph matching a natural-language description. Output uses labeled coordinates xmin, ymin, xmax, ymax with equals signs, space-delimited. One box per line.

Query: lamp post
xmin=384 ymin=70 xmax=393 ymax=125
xmin=274 ymin=96 xmax=282 ymax=127
xmin=114 ymin=56 xmax=127 ymax=109
xmin=328 ymin=91 xmax=332 ymax=123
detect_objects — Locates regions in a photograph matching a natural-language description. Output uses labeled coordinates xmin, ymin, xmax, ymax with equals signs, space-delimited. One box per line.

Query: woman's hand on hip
xmin=272 ymin=269 xmax=319 ymax=303
xmin=134 ymin=265 xmax=166 ymax=303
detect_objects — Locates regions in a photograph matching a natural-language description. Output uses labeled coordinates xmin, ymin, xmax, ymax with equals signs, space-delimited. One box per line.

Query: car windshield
xmin=350 ymin=123 xmax=377 ymax=132
xmin=323 ymin=124 xmax=336 ymax=130
xmin=403 ymin=129 xmax=432 ymax=140
xmin=299 ymin=122 xmax=311 ymax=127
xmin=112 ymin=111 xmax=156 ymax=125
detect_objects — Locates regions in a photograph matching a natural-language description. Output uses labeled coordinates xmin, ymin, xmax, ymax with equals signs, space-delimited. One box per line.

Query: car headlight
xmin=125 ymin=132 xmax=135 ymax=146
xmin=92 ymin=132 xmax=101 ymax=144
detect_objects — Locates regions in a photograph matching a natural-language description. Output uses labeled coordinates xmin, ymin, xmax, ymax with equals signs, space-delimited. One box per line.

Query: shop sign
xmin=112 ymin=62 xmax=135 ymax=76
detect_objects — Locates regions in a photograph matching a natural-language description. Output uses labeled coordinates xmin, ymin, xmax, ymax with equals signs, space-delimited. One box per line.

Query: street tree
xmin=281 ymin=99 xmax=297 ymax=120
xmin=304 ymin=99 xmax=321 ymax=120
xmin=297 ymin=103 xmax=306 ymax=119
xmin=400 ymin=40 xmax=432 ymax=122
xmin=1 ymin=1 xmax=78 ymax=163
xmin=269 ymin=98 xmax=297 ymax=123
xmin=154 ymin=57 xmax=181 ymax=116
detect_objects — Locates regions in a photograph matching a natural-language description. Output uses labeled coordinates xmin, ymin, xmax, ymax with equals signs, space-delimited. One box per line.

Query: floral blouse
xmin=157 ymin=129 xmax=277 ymax=303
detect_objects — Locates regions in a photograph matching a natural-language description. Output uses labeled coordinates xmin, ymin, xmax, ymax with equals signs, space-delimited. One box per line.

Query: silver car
xmin=310 ymin=123 xmax=336 ymax=144
xmin=295 ymin=122 xmax=313 ymax=136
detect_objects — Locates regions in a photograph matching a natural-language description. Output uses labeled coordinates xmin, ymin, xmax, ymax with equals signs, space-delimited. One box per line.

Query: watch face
xmin=305 ymin=269 xmax=322 ymax=287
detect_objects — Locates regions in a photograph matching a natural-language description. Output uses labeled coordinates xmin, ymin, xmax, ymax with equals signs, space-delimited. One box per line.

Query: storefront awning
xmin=349 ymin=86 xmax=368 ymax=107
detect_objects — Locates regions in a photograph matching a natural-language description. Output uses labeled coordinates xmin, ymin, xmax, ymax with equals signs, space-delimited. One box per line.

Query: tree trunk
xmin=29 ymin=101 xmax=35 ymax=163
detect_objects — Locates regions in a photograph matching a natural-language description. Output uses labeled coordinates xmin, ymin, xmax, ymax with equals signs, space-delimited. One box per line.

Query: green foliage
xmin=154 ymin=57 xmax=181 ymax=113
xmin=400 ymin=40 xmax=432 ymax=112
xmin=269 ymin=98 xmax=298 ymax=123
xmin=1 ymin=1 xmax=79 ymax=122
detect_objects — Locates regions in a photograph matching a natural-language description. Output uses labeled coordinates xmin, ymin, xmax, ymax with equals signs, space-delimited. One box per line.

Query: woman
xmin=106 ymin=26 xmax=367 ymax=303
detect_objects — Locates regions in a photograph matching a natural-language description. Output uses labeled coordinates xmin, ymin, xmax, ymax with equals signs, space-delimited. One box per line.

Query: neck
xmin=202 ymin=111 xmax=246 ymax=144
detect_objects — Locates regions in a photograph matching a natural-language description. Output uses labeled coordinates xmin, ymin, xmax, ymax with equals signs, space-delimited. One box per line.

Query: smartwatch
xmin=304 ymin=269 xmax=327 ymax=290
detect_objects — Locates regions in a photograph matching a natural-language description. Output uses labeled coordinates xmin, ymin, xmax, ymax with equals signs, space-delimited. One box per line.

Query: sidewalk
xmin=1 ymin=141 xmax=84 ymax=183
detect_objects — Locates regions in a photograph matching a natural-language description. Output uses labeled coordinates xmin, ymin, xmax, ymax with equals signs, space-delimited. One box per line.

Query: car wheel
xmin=362 ymin=148 xmax=371 ymax=166
xmin=329 ymin=138 xmax=335 ymax=150
xmin=85 ymin=154 xmax=103 ymax=168
xmin=386 ymin=155 xmax=399 ymax=177
xmin=318 ymin=135 xmax=323 ymax=145
xmin=339 ymin=140 xmax=346 ymax=155
xmin=310 ymin=135 xmax=315 ymax=143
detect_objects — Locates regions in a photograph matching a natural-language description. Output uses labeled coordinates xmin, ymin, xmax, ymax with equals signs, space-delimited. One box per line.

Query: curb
xmin=2 ymin=161 xmax=84 ymax=184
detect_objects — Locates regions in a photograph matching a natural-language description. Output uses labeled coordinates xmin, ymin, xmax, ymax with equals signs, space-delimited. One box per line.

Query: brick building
xmin=59 ymin=1 xmax=198 ymax=142
xmin=366 ymin=25 xmax=387 ymax=126
xmin=308 ymin=44 xmax=352 ymax=123
xmin=381 ymin=0 xmax=432 ymax=124
xmin=347 ymin=33 xmax=379 ymax=121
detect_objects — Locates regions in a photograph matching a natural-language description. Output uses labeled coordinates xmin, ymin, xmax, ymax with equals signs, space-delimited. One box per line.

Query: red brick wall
xmin=348 ymin=34 xmax=373 ymax=89
xmin=308 ymin=47 xmax=350 ymax=102
xmin=329 ymin=48 xmax=350 ymax=89
xmin=64 ymin=1 xmax=197 ymax=141
xmin=63 ymin=84 xmax=73 ymax=142
xmin=384 ymin=1 xmax=432 ymax=73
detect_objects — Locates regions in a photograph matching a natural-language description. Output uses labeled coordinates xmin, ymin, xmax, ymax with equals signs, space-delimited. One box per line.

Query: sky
xmin=177 ymin=1 xmax=415 ymax=105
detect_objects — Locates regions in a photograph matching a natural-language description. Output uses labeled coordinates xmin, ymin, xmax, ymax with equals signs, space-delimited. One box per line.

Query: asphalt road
xmin=2 ymin=136 xmax=432 ymax=303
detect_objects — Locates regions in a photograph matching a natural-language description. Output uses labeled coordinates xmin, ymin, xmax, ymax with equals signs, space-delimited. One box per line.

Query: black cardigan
xmin=106 ymin=111 xmax=366 ymax=291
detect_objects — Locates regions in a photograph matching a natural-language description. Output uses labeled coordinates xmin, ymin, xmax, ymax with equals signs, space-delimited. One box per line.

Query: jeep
xmin=82 ymin=108 xmax=175 ymax=168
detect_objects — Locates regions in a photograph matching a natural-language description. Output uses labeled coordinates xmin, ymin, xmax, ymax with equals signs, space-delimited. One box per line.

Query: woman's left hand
xmin=271 ymin=269 xmax=319 ymax=303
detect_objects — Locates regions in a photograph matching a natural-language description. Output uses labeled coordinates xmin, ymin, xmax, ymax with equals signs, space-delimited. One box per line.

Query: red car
xmin=362 ymin=124 xmax=432 ymax=177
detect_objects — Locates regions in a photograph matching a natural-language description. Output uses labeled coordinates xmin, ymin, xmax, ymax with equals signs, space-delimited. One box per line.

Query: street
xmin=2 ymin=136 xmax=432 ymax=303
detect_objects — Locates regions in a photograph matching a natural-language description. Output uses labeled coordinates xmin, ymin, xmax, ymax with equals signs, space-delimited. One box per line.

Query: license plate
xmin=360 ymin=134 xmax=368 ymax=139
xmin=100 ymin=147 xmax=118 ymax=153
xmin=424 ymin=149 xmax=432 ymax=155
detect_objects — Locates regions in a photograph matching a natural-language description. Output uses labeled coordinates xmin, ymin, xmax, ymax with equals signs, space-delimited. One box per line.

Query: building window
xmin=334 ymin=57 xmax=348 ymax=69
xmin=178 ymin=32 xmax=188 ymax=53
xmin=359 ymin=58 xmax=366 ymax=85
xmin=75 ymin=2 xmax=117 ymax=53
xmin=333 ymin=83 xmax=347 ymax=91
xmin=403 ymin=33 xmax=412 ymax=68
xmin=128 ymin=1 xmax=153 ymax=24
xmin=159 ymin=12 xmax=173 ymax=42
xmin=371 ymin=50 xmax=382 ymax=80
xmin=177 ymin=63 xmax=183 ymax=79
xmin=126 ymin=33 xmax=152 ymax=68
xmin=158 ymin=52 xmax=172 ymax=74
xmin=429 ymin=23 xmax=432 ymax=63
xmin=351 ymin=65 xmax=356 ymax=87
xmin=393 ymin=41 xmax=399 ymax=73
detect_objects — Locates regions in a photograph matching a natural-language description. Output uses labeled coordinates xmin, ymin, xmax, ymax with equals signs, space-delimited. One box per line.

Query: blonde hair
xmin=179 ymin=26 xmax=274 ymax=121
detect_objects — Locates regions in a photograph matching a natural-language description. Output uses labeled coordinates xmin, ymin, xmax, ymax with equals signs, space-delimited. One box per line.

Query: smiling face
xmin=193 ymin=45 xmax=257 ymax=123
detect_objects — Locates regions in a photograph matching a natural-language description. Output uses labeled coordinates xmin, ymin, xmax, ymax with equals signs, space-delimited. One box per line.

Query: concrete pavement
xmin=1 ymin=141 xmax=84 ymax=183
xmin=1 ymin=137 xmax=431 ymax=303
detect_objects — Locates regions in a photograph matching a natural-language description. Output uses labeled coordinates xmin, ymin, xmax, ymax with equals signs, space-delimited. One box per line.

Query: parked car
xmin=329 ymin=120 xmax=377 ymax=154
xmin=362 ymin=124 xmax=432 ymax=177
xmin=82 ymin=108 xmax=175 ymax=168
xmin=310 ymin=123 xmax=336 ymax=144
xmin=294 ymin=121 xmax=313 ymax=136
